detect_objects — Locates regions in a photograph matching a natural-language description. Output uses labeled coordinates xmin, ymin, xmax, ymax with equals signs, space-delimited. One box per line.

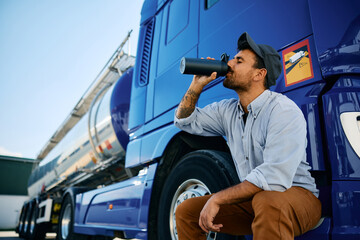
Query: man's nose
xmin=227 ymin=59 xmax=234 ymax=69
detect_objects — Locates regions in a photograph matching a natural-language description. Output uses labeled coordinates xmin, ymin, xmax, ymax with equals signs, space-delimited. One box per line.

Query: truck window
xmin=157 ymin=0 xmax=197 ymax=76
xmin=206 ymin=0 xmax=219 ymax=9
xmin=167 ymin=0 xmax=189 ymax=44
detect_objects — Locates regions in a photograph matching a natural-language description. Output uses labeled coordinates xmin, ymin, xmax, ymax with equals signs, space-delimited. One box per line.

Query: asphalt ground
xmin=0 ymin=231 xmax=56 ymax=239
xmin=0 ymin=231 xmax=126 ymax=240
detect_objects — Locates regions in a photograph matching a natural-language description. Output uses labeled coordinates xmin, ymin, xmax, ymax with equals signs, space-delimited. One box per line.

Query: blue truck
xmin=16 ymin=0 xmax=360 ymax=239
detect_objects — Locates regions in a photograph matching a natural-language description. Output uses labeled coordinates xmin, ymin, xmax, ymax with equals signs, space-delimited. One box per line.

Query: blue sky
xmin=0 ymin=0 xmax=143 ymax=159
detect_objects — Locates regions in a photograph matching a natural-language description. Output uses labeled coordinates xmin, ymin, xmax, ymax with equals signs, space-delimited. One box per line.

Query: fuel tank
xmin=28 ymin=68 xmax=133 ymax=197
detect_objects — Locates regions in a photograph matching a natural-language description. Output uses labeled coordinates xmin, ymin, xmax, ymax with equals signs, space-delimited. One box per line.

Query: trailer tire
xmin=22 ymin=201 xmax=33 ymax=239
xmin=18 ymin=203 xmax=28 ymax=238
xmin=26 ymin=202 xmax=46 ymax=240
xmin=18 ymin=204 xmax=26 ymax=237
xmin=157 ymin=150 xmax=243 ymax=240
xmin=57 ymin=195 xmax=88 ymax=240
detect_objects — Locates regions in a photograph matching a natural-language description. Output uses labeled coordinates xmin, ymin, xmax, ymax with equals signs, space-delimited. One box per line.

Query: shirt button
xmin=245 ymin=156 xmax=249 ymax=160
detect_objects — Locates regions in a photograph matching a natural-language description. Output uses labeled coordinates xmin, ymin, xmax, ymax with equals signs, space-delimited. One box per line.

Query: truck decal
xmin=282 ymin=39 xmax=314 ymax=86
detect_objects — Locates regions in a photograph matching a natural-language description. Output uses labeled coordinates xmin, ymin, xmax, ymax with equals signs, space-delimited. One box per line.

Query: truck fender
xmin=62 ymin=187 xmax=93 ymax=206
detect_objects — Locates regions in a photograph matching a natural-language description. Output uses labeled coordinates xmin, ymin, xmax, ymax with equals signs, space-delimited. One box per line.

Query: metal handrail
xmin=37 ymin=31 xmax=134 ymax=160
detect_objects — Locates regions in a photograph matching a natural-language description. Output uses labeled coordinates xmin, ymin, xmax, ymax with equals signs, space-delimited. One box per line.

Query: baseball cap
xmin=237 ymin=32 xmax=282 ymax=87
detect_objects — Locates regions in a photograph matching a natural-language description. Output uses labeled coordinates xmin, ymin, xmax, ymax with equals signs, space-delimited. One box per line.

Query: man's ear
xmin=254 ymin=68 xmax=267 ymax=82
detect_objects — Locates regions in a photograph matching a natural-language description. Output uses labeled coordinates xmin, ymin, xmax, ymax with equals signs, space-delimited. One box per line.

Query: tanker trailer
xmin=16 ymin=34 xmax=135 ymax=240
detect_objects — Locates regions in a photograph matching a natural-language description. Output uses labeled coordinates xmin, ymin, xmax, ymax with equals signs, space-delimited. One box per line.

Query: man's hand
xmin=192 ymin=57 xmax=217 ymax=89
xmin=199 ymin=196 xmax=223 ymax=233
xmin=198 ymin=181 xmax=263 ymax=234
xmin=192 ymin=71 xmax=217 ymax=89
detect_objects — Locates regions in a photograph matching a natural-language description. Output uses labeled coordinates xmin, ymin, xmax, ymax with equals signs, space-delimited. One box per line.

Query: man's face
xmin=223 ymin=49 xmax=258 ymax=92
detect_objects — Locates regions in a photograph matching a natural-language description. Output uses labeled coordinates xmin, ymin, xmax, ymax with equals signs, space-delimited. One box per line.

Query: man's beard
xmin=223 ymin=76 xmax=252 ymax=92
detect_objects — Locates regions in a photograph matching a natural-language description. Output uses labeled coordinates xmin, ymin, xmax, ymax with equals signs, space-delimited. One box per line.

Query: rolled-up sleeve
xmin=245 ymin=101 xmax=307 ymax=192
xmin=174 ymin=99 xmax=236 ymax=137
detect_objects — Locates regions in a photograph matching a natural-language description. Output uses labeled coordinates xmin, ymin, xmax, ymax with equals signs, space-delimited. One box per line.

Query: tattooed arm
xmin=176 ymin=71 xmax=217 ymax=119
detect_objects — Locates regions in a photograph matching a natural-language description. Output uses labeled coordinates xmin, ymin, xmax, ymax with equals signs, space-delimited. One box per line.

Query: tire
xmin=26 ymin=202 xmax=46 ymax=240
xmin=17 ymin=205 xmax=24 ymax=235
xmin=21 ymin=202 xmax=32 ymax=239
xmin=57 ymin=195 xmax=88 ymax=240
xmin=18 ymin=203 xmax=28 ymax=238
xmin=157 ymin=150 xmax=243 ymax=240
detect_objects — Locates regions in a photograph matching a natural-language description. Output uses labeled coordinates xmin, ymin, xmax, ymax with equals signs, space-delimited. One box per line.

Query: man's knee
xmin=175 ymin=199 xmax=190 ymax=222
xmin=175 ymin=195 xmax=211 ymax=223
xmin=176 ymin=197 xmax=200 ymax=222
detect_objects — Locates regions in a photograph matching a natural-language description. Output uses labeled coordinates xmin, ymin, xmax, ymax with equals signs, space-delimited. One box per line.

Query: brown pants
xmin=175 ymin=187 xmax=321 ymax=240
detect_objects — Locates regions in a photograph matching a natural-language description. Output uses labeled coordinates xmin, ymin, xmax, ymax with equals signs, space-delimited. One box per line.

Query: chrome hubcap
xmin=61 ymin=204 xmax=71 ymax=239
xmin=170 ymin=179 xmax=216 ymax=240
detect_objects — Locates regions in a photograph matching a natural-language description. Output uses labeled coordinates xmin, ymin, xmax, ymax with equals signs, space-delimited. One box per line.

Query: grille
xmin=139 ymin=18 xmax=155 ymax=86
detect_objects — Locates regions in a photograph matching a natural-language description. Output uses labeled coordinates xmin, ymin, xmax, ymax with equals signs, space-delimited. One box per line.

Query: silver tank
xmin=28 ymin=68 xmax=133 ymax=197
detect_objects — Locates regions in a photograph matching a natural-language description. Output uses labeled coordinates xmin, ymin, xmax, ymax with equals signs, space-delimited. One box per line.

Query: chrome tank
xmin=28 ymin=69 xmax=133 ymax=197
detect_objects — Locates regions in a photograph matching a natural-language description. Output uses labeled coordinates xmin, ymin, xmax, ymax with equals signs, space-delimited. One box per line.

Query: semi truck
xmin=16 ymin=0 xmax=360 ymax=239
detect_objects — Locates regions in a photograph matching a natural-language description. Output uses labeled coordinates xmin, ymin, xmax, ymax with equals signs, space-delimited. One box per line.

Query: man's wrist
xmin=209 ymin=181 xmax=263 ymax=206
xmin=189 ymin=81 xmax=205 ymax=93
xmin=210 ymin=192 xmax=224 ymax=205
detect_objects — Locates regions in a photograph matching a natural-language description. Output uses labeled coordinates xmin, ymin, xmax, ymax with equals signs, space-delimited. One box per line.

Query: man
xmin=174 ymin=32 xmax=321 ymax=240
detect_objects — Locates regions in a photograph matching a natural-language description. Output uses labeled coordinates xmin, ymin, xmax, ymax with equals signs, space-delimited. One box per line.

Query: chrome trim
xmin=61 ymin=204 xmax=72 ymax=239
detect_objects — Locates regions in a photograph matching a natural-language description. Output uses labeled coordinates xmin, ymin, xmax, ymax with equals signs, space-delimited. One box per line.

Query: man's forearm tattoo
xmin=177 ymin=89 xmax=200 ymax=118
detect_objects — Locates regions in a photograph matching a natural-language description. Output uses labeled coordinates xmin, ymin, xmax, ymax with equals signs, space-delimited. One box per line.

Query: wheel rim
xmin=61 ymin=204 xmax=72 ymax=239
xmin=30 ymin=208 xmax=36 ymax=234
xmin=169 ymin=179 xmax=216 ymax=240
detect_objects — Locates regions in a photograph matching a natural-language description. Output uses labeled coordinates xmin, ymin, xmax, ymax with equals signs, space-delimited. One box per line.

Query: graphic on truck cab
xmin=282 ymin=39 xmax=314 ymax=86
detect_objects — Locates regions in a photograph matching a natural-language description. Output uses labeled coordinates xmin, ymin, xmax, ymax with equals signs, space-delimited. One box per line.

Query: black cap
xmin=237 ymin=32 xmax=282 ymax=87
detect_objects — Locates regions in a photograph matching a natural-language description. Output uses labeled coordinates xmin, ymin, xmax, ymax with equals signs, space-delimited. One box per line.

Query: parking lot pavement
xmin=0 ymin=232 xmax=127 ymax=240
xmin=0 ymin=231 xmax=56 ymax=240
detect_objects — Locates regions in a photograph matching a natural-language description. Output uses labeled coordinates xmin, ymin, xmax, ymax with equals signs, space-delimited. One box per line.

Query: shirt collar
xmin=238 ymin=90 xmax=271 ymax=118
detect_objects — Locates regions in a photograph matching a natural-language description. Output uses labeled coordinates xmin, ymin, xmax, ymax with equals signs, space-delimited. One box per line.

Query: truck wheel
xmin=18 ymin=204 xmax=25 ymax=237
xmin=18 ymin=203 xmax=28 ymax=238
xmin=27 ymin=202 xmax=46 ymax=240
xmin=57 ymin=195 xmax=88 ymax=240
xmin=22 ymin=202 xmax=33 ymax=239
xmin=157 ymin=150 xmax=242 ymax=240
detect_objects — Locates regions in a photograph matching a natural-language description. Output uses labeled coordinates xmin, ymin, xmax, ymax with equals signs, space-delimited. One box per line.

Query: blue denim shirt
xmin=174 ymin=90 xmax=319 ymax=197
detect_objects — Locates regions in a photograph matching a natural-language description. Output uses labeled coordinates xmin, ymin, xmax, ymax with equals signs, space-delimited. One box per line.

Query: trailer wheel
xmin=18 ymin=203 xmax=28 ymax=238
xmin=22 ymin=202 xmax=33 ymax=239
xmin=17 ymin=204 xmax=25 ymax=236
xmin=26 ymin=202 xmax=46 ymax=240
xmin=57 ymin=195 xmax=88 ymax=240
xmin=157 ymin=150 xmax=243 ymax=240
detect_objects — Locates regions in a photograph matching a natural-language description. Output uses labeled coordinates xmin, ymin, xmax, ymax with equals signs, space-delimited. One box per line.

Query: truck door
xmin=149 ymin=0 xmax=199 ymax=121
